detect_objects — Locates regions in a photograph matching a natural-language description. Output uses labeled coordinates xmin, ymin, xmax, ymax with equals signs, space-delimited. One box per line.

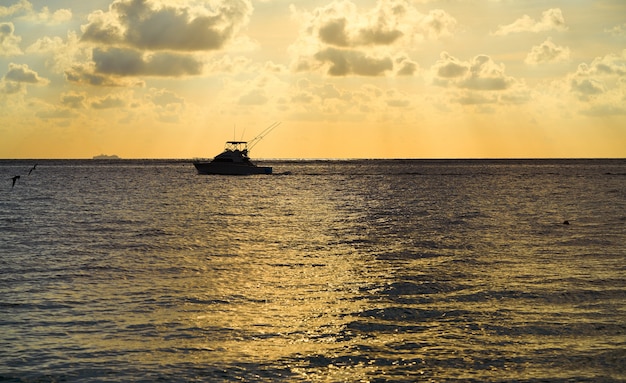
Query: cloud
xmin=314 ymin=47 xmax=393 ymax=76
xmin=581 ymin=104 xmax=626 ymax=117
xmin=1 ymin=1 xmax=71 ymax=25
xmin=525 ymin=38 xmax=570 ymax=65
xmin=0 ymin=22 xmax=22 ymax=56
xmin=91 ymin=47 xmax=203 ymax=77
xmin=433 ymin=52 xmax=516 ymax=91
xmin=569 ymin=49 xmax=626 ymax=103
xmin=238 ymin=88 xmax=268 ymax=105
xmin=146 ymin=88 xmax=186 ymax=123
xmin=431 ymin=52 xmax=530 ymax=107
xmin=492 ymin=8 xmax=566 ymax=36
xmin=72 ymin=0 xmax=252 ymax=84
xmin=27 ymin=6 xmax=72 ymax=25
xmin=35 ymin=108 xmax=77 ymax=120
xmin=90 ymin=94 xmax=127 ymax=109
xmin=3 ymin=63 xmax=48 ymax=84
xmin=81 ymin=0 xmax=252 ymax=52
xmin=149 ymin=88 xmax=184 ymax=106
xmin=303 ymin=0 xmax=456 ymax=47
xmin=395 ymin=55 xmax=419 ymax=76
xmin=61 ymin=92 xmax=86 ymax=109
xmin=605 ymin=23 xmax=626 ymax=38
xmin=65 ymin=63 xmax=145 ymax=87
xmin=289 ymin=0 xmax=455 ymax=77
xmin=0 ymin=0 xmax=31 ymax=18
xmin=386 ymin=89 xmax=411 ymax=108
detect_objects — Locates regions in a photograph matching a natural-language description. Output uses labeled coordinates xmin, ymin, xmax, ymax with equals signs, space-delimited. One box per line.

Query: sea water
xmin=0 ymin=159 xmax=624 ymax=382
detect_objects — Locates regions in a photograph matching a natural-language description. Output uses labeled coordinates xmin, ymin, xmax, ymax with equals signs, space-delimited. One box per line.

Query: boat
xmin=93 ymin=154 xmax=120 ymax=160
xmin=193 ymin=122 xmax=279 ymax=175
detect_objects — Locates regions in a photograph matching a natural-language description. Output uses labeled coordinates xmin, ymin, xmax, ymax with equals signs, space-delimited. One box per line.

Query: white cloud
xmin=492 ymin=8 xmax=566 ymax=36
xmin=0 ymin=22 xmax=22 ymax=56
xmin=525 ymin=38 xmax=570 ymax=65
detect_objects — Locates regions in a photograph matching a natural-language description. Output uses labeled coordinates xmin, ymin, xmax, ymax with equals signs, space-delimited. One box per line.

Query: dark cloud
xmin=4 ymin=63 xmax=47 ymax=84
xmin=0 ymin=22 xmax=22 ymax=56
xmin=316 ymin=16 xmax=404 ymax=47
xmin=571 ymin=78 xmax=605 ymax=99
xmin=569 ymin=50 xmax=626 ymax=101
xmin=291 ymin=1 xmax=453 ymax=77
xmin=358 ymin=27 xmax=403 ymax=46
xmin=61 ymin=92 xmax=86 ymax=108
xmin=92 ymin=47 xmax=203 ymax=77
xmin=394 ymin=55 xmax=418 ymax=76
xmin=433 ymin=53 xmax=515 ymax=91
xmin=318 ymin=18 xmax=350 ymax=47
xmin=90 ymin=94 xmax=126 ymax=109
xmin=65 ymin=65 xmax=141 ymax=87
xmin=436 ymin=53 xmax=467 ymax=78
xmin=314 ymin=47 xmax=392 ymax=76
xmin=81 ymin=0 xmax=252 ymax=52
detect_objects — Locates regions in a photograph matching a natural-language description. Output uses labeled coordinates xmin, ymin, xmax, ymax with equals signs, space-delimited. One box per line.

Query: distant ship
xmin=93 ymin=154 xmax=120 ymax=160
xmin=193 ymin=122 xmax=279 ymax=175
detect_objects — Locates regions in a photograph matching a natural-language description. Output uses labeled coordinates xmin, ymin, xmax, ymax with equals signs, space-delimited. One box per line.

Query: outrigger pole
xmin=248 ymin=121 xmax=281 ymax=150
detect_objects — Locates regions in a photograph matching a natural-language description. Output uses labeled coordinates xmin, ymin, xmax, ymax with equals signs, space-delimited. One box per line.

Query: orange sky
xmin=1 ymin=0 xmax=625 ymax=159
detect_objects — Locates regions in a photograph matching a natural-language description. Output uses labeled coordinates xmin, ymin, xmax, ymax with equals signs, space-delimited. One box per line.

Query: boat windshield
xmin=224 ymin=141 xmax=248 ymax=151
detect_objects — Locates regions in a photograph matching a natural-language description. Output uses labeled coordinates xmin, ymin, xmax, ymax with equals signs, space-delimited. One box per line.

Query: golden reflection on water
xmin=161 ymin=176 xmax=376 ymax=374
xmin=4 ymin=161 xmax=624 ymax=382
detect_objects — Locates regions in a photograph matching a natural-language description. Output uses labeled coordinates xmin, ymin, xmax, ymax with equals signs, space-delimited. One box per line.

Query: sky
xmin=1 ymin=0 xmax=625 ymax=159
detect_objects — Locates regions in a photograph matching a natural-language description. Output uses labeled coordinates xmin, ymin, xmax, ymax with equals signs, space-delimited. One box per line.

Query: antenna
xmin=248 ymin=121 xmax=281 ymax=150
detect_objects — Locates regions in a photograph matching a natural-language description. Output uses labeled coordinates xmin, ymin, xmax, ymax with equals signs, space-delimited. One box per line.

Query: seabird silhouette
xmin=28 ymin=164 xmax=37 ymax=175
xmin=11 ymin=175 xmax=20 ymax=188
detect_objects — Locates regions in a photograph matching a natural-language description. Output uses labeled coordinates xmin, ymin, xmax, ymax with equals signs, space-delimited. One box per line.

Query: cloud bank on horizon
xmin=1 ymin=0 xmax=625 ymax=158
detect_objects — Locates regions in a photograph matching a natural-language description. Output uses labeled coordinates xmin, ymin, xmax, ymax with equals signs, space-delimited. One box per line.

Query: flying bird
xmin=28 ymin=164 xmax=38 ymax=175
xmin=10 ymin=175 xmax=20 ymax=188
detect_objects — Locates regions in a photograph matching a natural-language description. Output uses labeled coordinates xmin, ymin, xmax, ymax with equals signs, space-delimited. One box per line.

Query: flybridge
xmin=224 ymin=121 xmax=281 ymax=152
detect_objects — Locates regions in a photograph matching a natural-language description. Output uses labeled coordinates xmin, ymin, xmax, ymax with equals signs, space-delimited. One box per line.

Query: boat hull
xmin=193 ymin=161 xmax=272 ymax=175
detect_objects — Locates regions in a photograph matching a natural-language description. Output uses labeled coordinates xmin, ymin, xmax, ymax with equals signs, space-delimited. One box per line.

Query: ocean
xmin=1 ymin=159 xmax=624 ymax=382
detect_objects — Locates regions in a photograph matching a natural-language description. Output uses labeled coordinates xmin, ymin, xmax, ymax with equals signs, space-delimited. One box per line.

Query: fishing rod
xmin=248 ymin=121 xmax=281 ymax=150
